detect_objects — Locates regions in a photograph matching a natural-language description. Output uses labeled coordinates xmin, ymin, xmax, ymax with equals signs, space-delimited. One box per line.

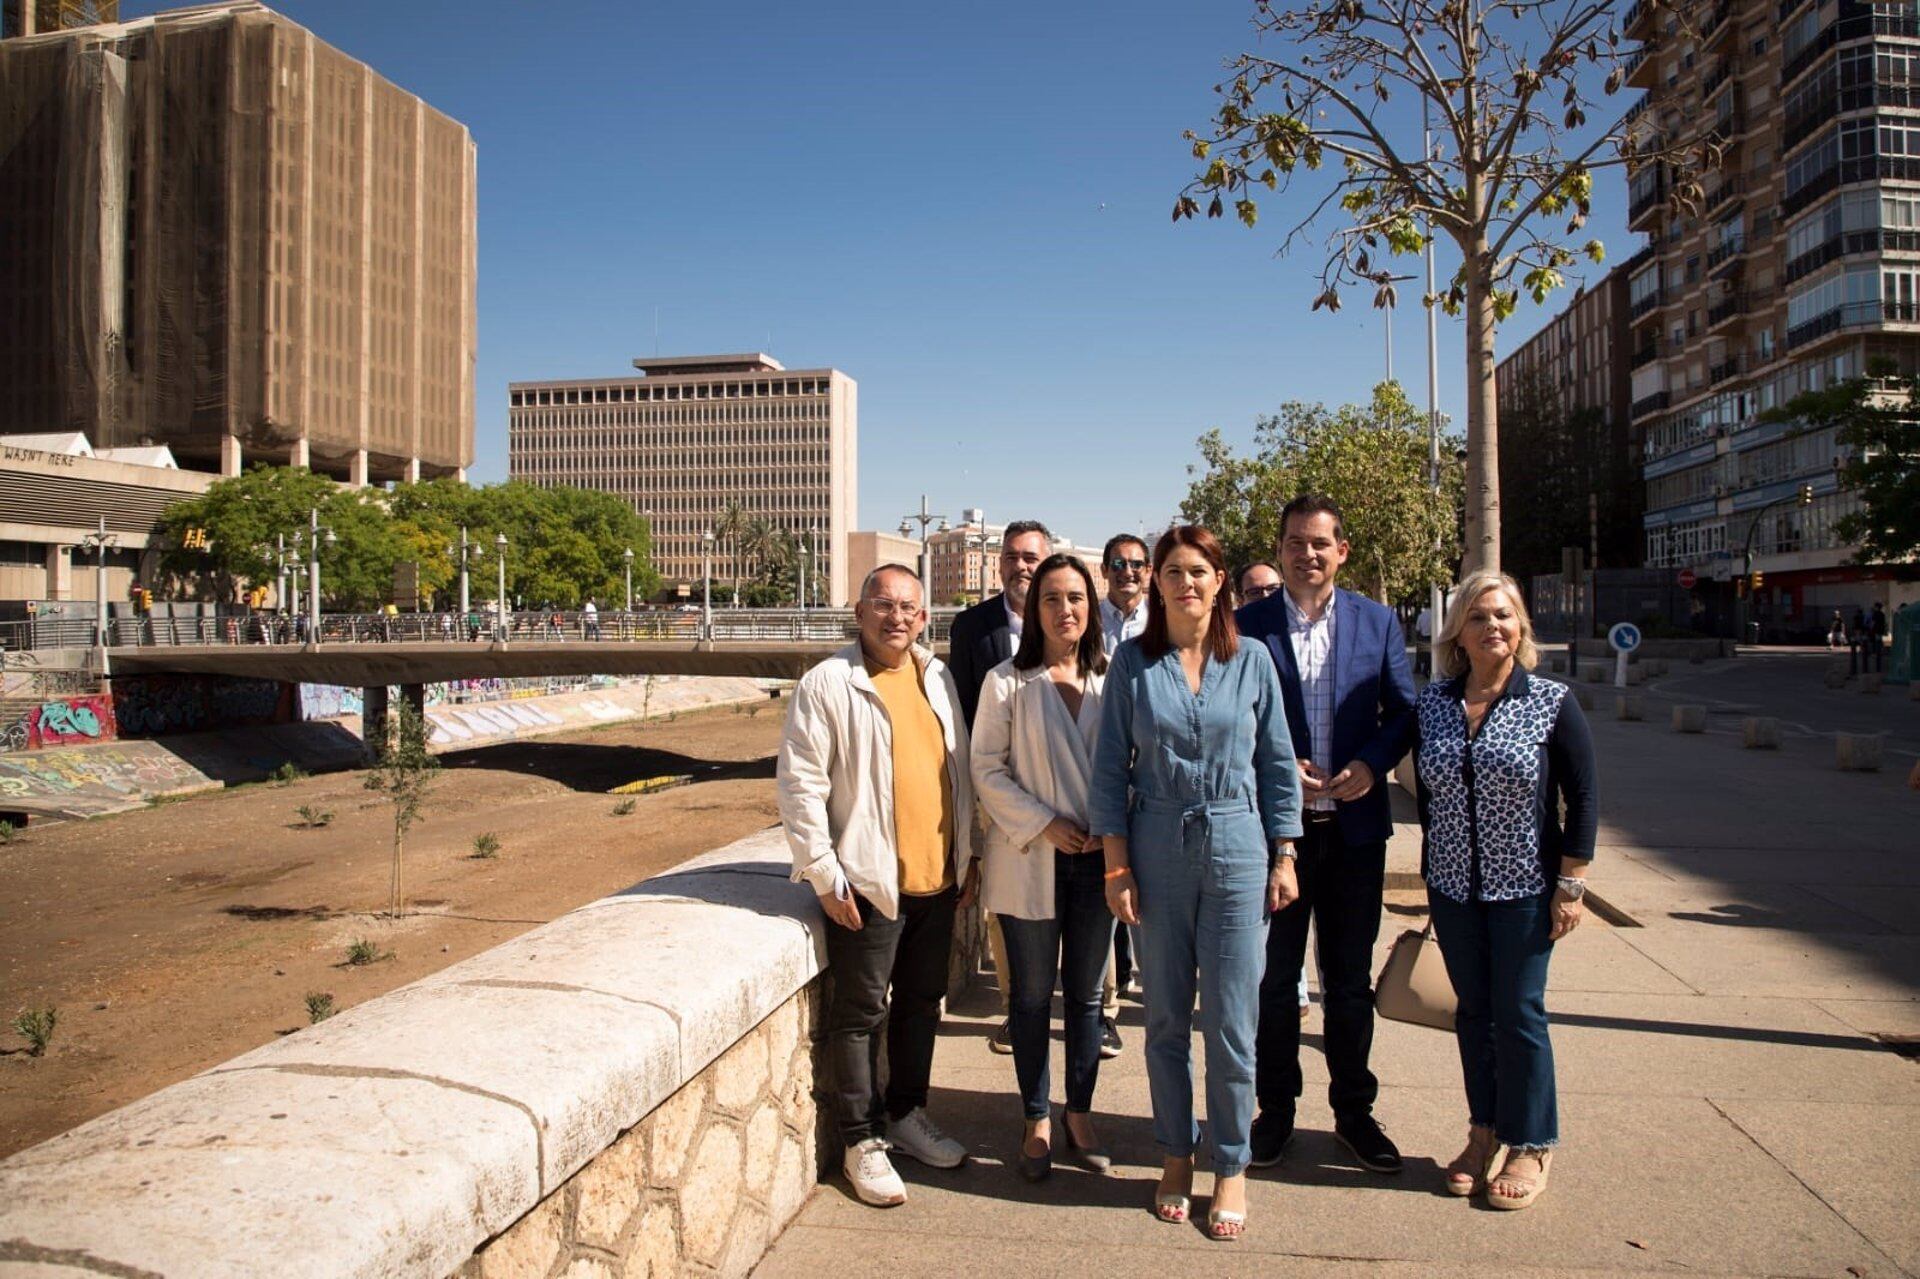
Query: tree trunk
xmin=389 ymin=831 xmax=403 ymax=919
xmin=1462 ymin=252 xmax=1502 ymax=575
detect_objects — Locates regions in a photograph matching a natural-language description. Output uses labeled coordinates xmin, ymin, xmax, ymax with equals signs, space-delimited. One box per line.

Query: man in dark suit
xmin=1236 ymin=494 xmax=1417 ymax=1174
xmin=947 ymin=518 xmax=1123 ymax=1058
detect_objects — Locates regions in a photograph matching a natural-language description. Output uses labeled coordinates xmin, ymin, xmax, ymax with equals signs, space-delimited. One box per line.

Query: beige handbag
xmin=1375 ymin=922 xmax=1456 ymax=1031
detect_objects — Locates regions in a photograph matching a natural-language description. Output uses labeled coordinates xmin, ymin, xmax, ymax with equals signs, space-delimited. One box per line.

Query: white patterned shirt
xmin=1099 ymin=597 xmax=1148 ymax=656
xmin=1285 ymin=590 xmax=1337 ymax=812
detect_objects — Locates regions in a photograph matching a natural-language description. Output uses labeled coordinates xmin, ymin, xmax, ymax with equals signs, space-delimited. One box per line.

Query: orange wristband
xmin=1104 ymin=867 xmax=1131 ymax=881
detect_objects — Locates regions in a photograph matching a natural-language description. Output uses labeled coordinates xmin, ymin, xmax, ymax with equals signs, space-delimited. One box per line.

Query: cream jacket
xmin=969 ymin=658 xmax=1105 ymax=920
xmin=777 ymin=642 xmax=975 ymax=921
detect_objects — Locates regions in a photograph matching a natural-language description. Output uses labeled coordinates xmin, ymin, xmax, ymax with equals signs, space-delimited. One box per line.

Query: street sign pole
xmin=1608 ymin=621 xmax=1643 ymax=689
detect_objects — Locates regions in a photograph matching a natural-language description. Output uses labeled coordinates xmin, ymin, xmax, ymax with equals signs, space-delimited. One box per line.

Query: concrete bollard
xmin=1742 ymin=717 xmax=1781 ymax=749
xmin=1860 ymin=674 xmax=1883 ymax=694
xmin=1616 ymin=694 xmax=1644 ymax=721
xmin=1836 ymin=733 xmax=1885 ymax=772
xmin=1625 ymin=664 xmax=1649 ymax=686
xmin=1672 ymin=704 xmax=1707 ymax=733
xmin=1573 ymin=686 xmax=1596 ymax=711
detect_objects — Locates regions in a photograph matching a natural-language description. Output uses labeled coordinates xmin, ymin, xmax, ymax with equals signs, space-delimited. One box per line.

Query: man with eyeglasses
xmin=779 ymin=564 xmax=980 ymax=1205
xmin=1099 ymin=534 xmax=1153 ymax=658
xmin=1236 ymin=561 xmax=1283 ymax=607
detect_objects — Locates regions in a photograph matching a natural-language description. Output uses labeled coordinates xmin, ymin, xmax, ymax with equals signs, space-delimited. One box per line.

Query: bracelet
xmin=1103 ymin=867 xmax=1132 ymax=881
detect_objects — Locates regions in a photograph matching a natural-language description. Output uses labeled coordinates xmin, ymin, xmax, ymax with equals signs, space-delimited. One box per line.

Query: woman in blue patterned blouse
xmin=1415 ymin=569 xmax=1597 ymax=1211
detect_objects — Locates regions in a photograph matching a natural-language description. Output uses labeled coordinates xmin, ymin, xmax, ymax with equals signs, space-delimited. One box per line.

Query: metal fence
xmin=0 ymin=608 xmax=961 ymax=651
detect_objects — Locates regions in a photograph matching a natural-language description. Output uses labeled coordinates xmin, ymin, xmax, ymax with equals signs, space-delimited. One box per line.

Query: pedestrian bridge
xmin=102 ymin=639 xmax=843 ymax=685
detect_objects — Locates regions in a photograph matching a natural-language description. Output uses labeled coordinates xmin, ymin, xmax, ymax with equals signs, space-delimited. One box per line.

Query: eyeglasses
xmin=863 ymin=600 xmax=922 ymax=618
xmin=1108 ymin=557 xmax=1149 ymax=573
xmin=1241 ymin=583 xmax=1282 ymax=601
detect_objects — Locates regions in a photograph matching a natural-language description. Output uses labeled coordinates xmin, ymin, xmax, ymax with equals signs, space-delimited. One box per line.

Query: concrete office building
xmin=1617 ymin=0 xmax=1920 ymax=632
xmin=1 ymin=432 xmax=212 ymax=608
xmin=508 ymin=355 xmax=858 ymax=606
xmin=0 ymin=2 xmax=477 ymax=484
xmin=844 ymin=530 xmax=925 ymax=601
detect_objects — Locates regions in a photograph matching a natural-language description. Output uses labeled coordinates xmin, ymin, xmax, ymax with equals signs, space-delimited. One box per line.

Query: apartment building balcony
xmin=1631 ymin=338 xmax=1665 ymax=369
xmin=1785 ymin=227 xmax=1920 ymax=283
xmin=1785 ymin=298 xmax=1920 ymax=349
xmin=1700 ymin=61 xmax=1733 ymax=102
xmin=1630 ymin=289 xmax=1667 ymax=320
xmin=1783 ymin=9 xmax=1920 ymax=89
xmin=1632 ymin=389 xmax=1673 ymax=419
xmin=1708 ymin=236 xmax=1750 ymax=275
xmin=1626 ymin=42 xmax=1659 ymax=89
xmin=1708 ymin=354 xmax=1745 ymax=386
xmin=1702 ymin=1 xmax=1734 ymax=47
xmin=1624 ymin=0 xmax=1656 ymax=37
xmin=1630 ymin=178 xmax=1669 ymax=227
xmin=1705 ymin=173 xmax=1746 ymax=217
xmin=1779 ymin=0 xmax=1812 ymax=24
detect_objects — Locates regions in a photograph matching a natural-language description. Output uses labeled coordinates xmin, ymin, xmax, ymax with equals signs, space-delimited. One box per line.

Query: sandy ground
xmin=0 ymin=695 xmax=789 ymax=1158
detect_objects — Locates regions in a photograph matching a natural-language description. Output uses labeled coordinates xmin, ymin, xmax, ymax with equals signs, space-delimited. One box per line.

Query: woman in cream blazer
xmin=971 ymin=553 xmax=1114 ymax=1181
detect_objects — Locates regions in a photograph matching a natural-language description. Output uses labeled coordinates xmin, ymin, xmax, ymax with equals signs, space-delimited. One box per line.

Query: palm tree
xmin=713 ymin=502 xmax=748 ymax=606
xmin=740 ymin=517 xmax=780 ymax=584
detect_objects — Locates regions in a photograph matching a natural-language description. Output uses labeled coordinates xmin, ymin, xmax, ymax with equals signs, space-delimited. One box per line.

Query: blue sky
xmin=125 ymin=0 xmax=1631 ymax=550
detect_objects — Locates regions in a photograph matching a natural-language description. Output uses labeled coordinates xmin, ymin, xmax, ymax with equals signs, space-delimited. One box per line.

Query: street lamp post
xmin=81 ymin=516 xmax=116 ymax=661
xmin=495 ymin=532 xmax=510 ymax=643
xmin=275 ymin=534 xmax=288 ymax=618
xmin=457 ymin=526 xmax=474 ymax=616
xmin=898 ymin=495 xmax=947 ymax=598
xmin=305 ymin=508 xmax=335 ymax=645
xmin=701 ymin=529 xmax=715 ymax=642
xmin=623 ymin=546 xmax=635 ymax=614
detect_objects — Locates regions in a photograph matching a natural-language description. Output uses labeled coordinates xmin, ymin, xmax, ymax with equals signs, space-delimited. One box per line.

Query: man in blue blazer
xmin=1235 ymin=495 xmax=1417 ymax=1174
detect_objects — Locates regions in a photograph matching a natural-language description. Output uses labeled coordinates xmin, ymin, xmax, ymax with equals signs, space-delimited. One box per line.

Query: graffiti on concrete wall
xmin=0 ymin=743 xmax=208 ymax=803
xmin=112 ymin=676 xmax=292 ymax=738
xmin=29 ymin=695 xmax=118 ymax=748
xmin=298 ymin=684 xmax=365 ymax=721
xmin=0 ymin=695 xmax=120 ymax=753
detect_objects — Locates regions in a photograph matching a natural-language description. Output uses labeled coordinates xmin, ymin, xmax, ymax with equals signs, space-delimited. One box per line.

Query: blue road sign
xmin=1608 ymin=622 xmax=1643 ymax=653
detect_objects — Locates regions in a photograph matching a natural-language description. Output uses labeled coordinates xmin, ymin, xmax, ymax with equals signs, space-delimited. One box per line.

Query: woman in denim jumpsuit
xmin=1090 ymin=525 xmax=1303 ymax=1240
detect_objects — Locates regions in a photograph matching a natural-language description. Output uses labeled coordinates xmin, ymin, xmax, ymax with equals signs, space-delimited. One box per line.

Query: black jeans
xmin=998 ymin=853 xmax=1113 ymax=1120
xmin=824 ymin=885 xmax=957 ymax=1145
xmin=1256 ymin=819 xmax=1387 ymax=1118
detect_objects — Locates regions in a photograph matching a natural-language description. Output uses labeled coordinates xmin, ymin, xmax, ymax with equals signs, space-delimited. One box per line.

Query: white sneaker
xmin=886 ymin=1107 xmax=968 ymax=1169
xmin=843 ymin=1138 xmax=907 ymax=1207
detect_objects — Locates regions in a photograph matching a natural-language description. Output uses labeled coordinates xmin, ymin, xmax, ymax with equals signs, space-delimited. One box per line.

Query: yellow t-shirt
xmin=867 ymin=657 xmax=955 ymax=896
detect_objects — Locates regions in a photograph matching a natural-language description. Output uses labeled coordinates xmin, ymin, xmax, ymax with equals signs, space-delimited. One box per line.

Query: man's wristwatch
xmin=1555 ymin=875 xmax=1588 ymax=901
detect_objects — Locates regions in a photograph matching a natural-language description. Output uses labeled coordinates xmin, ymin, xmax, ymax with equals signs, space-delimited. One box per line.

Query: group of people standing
xmin=776 ymin=498 xmax=1599 ymax=1239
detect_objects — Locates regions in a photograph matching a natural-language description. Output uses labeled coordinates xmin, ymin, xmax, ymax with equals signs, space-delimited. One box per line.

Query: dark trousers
xmin=1112 ymin=909 xmax=1134 ymax=986
xmin=1255 ymin=819 xmax=1387 ymax=1118
xmin=1426 ymin=887 xmax=1558 ymax=1148
xmin=823 ymin=885 xmax=957 ymax=1145
xmin=998 ymin=854 xmax=1113 ymax=1121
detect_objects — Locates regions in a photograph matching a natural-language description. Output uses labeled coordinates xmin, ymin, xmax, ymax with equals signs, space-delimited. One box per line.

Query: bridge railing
xmin=3 ymin=608 xmax=961 ymax=651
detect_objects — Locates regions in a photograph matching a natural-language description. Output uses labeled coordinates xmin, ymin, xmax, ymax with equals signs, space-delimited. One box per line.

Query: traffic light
xmin=1750 ymin=571 xmax=1765 ymax=590
xmin=1798 ymin=483 xmax=1814 ymax=505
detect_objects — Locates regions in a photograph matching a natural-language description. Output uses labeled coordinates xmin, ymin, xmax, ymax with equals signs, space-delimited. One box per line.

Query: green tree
xmin=1765 ymin=369 xmax=1920 ymax=565
xmin=157 ymin=465 xmax=336 ymax=603
xmin=363 ymin=700 xmax=440 ymax=919
xmin=1182 ymin=382 xmax=1463 ymax=604
xmin=1177 ymin=0 xmax=1709 ymax=574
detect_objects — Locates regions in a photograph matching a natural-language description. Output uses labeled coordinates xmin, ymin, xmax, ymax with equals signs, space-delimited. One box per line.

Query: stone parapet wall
xmin=0 ymin=828 xmax=830 ymax=1277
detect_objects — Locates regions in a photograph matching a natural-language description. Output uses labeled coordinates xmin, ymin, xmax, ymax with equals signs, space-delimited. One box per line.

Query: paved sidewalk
xmin=759 ymin=660 xmax=1919 ymax=1277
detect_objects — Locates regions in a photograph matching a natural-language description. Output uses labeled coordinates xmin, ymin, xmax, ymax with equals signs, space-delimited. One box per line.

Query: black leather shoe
xmin=1335 ymin=1114 xmax=1404 ymax=1174
xmin=1099 ymin=1017 xmax=1124 ymax=1059
xmin=1248 ymin=1108 xmax=1295 ymax=1169
xmin=988 ymin=1019 xmax=1013 ymax=1055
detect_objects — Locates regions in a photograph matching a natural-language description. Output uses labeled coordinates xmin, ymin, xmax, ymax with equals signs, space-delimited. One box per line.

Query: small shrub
xmin=344 ymin=939 xmax=389 ymax=966
xmin=305 ymin=992 xmax=336 ymax=1024
xmin=294 ymin=804 xmax=335 ymax=829
xmin=470 ymin=832 xmax=501 ymax=859
xmin=271 ymin=761 xmax=308 ymax=787
xmin=0 ymin=821 xmax=17 ymax=845
xmin=611 ymin=798 xmax=637 ymax=817
xmin=11 ymin=1005 xmax=57 ymax=1057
